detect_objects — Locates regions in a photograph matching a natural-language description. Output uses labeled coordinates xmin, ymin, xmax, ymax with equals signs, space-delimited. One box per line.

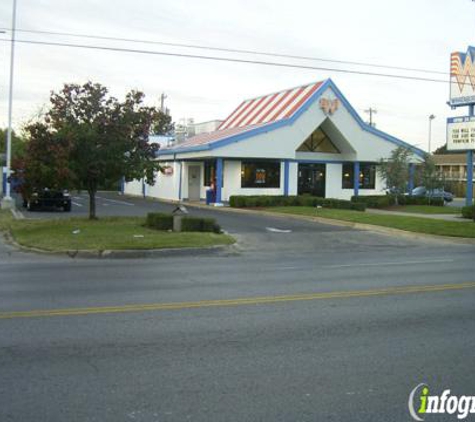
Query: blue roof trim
xmin=158 ymin=78 xmax=425 ymax=158
xmin=158 ymin=144 xmax=211 ymax=156
xmin=325 ymin=79 xmax=425 ymax=158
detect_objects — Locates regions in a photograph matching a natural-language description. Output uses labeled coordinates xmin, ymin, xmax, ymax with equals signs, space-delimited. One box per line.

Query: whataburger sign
xmin=447 ymin=47 xmax=475 ymax=151
xmin=450 ymin=47 xmax=475 ymax=107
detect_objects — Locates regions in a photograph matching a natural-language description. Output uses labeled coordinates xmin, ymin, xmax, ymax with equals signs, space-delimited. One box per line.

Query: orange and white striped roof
xmin=218 ymin=81 xmax=324 ymax=131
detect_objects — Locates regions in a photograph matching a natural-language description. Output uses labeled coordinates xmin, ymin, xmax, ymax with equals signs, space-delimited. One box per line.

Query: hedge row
xmin=461 ymin=205 xmax=475 ymax=219
xmin=350 ymin=195 xmax=444 ymax=208
xmin=229 ymin=195 xmax=366 ymax=211
xmin=145 ymin=213 xmax=173 ymax=230
xmin=181 ymin=216 xmax=221 ymax=233
xmin=145 ymin=213 xmax=221 ymax=233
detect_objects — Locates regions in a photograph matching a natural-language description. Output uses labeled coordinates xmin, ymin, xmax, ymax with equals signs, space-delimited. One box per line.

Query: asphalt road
xmin=2 ymin=194 xmax=475 ymax=421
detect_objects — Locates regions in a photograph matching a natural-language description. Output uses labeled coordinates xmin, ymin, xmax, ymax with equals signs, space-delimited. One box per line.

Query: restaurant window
xmin=342 ymin=163 xmax=376 ymax=189
xmin=241 ymin=161 xmax=281 ymax=188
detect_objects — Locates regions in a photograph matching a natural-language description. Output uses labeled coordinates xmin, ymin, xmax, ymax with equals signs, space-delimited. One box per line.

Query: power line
xmin=0 ymin=38 xmax=458 ymax=86
xmin=0 ymin=27 xmax=449 ymax=76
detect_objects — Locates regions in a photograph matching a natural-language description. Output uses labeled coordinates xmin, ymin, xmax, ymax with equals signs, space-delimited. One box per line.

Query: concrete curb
xmin=145 ymin=198 xmax=475 ymax=245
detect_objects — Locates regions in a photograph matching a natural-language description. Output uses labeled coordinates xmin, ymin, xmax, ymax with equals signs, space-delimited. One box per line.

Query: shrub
xmin=145 ymin=213 xmax=173 ymax=230
xmin=400 ymin=196 xmax=444 ymax=206
xmin=461 ymin=205 xmax=475 ymax=219
xmin=228 ymin=195 xmax=366 ymax=211
xmin=229 ymin=196 xmax=247 ymax=208
xmin=352 ymin=195 xmax=444 ymax=208
xmin=351 ymin=195 xmax=393 ymax=208
xmin=322 ymin=198 xmax=366 ymax=211
xmin=181 ymin=216 xmax=221 ymax=233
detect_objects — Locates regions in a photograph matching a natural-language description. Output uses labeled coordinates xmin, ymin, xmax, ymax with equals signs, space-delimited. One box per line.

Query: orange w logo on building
xmin=319 ymin=98 xmax=340 ymax=115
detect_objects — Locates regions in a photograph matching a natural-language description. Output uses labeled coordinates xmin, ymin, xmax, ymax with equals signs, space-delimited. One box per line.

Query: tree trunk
xmin=88 ymin=189 xmax=97 ymax=220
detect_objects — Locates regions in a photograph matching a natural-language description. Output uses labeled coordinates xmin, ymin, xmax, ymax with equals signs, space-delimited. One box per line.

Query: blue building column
xmin=215 ymin=158 xmax=223 ymax=204
xmin=467 ymin=105 xmax=474 ymax=206
xmin=408 ymin=163 xmax=415 ymax=195
xmin=178 ymin=162 xmax=183 ymax=201
xmin=467 ymin=150 xmax=473 ymax=206
xmin=283 ymin=160 xmax=290 ymax=196
xmin=353 ymin=162 xmax=360 ymax=197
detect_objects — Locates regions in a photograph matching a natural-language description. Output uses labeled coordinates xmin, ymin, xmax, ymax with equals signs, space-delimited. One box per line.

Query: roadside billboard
xmin=447 ymin=116 xmax=475 ymax=151
xmin=450 ymin=46 xmax=475 ymax=107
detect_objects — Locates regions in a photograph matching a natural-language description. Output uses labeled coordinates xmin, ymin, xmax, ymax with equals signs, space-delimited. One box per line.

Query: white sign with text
xmin=447 ymin=116 xmax=475 ymax=151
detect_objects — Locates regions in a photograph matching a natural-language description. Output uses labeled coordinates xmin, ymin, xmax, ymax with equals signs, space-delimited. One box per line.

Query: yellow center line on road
xmin=1 ymin=282 xmax=475 ymax=320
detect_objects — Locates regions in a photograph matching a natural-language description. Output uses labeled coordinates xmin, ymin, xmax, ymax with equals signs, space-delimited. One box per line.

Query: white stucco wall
xmin=124 ymin=178 xmax=143 ymax=197
xmin=125 ymin=159 xmax=387 ymax=202
xmin=124 ymin=162 xmax=182 ymax=201
xmin=288 ymin=162 xmax=298 ymax=196
xmin=325 ymin=163 xmax=386 ymax=200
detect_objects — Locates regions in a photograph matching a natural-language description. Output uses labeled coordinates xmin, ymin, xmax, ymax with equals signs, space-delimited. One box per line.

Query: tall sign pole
xmin=1 ymin=0 xmax=18 ymax=209
xmin=447 ymin=46 xmax=475 ymax=206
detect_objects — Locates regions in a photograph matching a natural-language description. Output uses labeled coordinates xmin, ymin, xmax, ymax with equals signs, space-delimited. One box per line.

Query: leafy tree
xmin=14 ymin=123 xmax=73 ymax=201
xmin=0 ymin=128 xmax=26 ymax=165
xmin=22 ymin=82 xmax=169 ymax=219
xmin=433 ymin=144 xmax=464 ymax=155
xmin=417 ymin=153 xmax=444 ymax=204
xmin=378 ymin=146 xmax=413 ymax=205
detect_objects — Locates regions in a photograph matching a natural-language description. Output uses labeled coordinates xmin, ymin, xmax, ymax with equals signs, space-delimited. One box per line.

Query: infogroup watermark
xmin=409 ymin=383 xmax=475 ymax=420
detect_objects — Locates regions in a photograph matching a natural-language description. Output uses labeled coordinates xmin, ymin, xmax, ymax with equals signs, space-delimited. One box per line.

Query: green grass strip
xmin=266 ymin=207 xmax=475 ymax=238
xmin=1 ymin=214 xmax=234 ymax=252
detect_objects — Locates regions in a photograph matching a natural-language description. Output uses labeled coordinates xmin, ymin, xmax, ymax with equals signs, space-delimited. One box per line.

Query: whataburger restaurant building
xmin=125 ymin=79 xmax=425 ymax=203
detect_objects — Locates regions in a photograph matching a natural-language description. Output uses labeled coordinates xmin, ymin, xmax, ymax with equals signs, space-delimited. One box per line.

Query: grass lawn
xmin=381 ymin=205 xmax=461 ymax=215
xmin=0 ymin=212 xmax=234 ymax=252
xmin=265 ymin=207 xmax=475 ymax=238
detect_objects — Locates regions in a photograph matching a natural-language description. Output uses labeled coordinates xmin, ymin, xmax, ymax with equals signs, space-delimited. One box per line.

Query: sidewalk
xmin=366 ymin=208 xmax=466 ymax=222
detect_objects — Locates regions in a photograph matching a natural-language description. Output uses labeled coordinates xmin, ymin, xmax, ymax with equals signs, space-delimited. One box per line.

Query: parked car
xmin=22 ymin=188 xmax=72 ymax=212
xmin=411 ymin=186 xmax=454 ymax=202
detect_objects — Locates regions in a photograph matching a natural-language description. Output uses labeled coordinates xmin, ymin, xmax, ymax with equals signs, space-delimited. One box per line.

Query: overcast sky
xmin=0 ymin=0 xmax=474 ymax=151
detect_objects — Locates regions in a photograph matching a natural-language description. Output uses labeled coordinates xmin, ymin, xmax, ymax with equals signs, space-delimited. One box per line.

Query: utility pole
xmin=364 ymin=107 xmax=377 ymax=127
xmin=160 ymin=93 xmax=167 ymax=114
xmin=1 ymin=0 xmax=18 ymax=209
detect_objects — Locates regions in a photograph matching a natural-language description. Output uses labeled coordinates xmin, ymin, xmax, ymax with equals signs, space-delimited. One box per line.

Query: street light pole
xmin=428 ymin=114 xmax=436 ymax=154
xmin=1 ymin=0 xmax=18 ymax=209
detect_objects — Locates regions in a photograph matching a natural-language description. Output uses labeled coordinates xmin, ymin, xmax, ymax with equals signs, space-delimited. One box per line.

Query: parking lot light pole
xmin=428 ymin=114 xmax=435 ymax=154
xmin=1 ymin=0 xmax=18 ymax=210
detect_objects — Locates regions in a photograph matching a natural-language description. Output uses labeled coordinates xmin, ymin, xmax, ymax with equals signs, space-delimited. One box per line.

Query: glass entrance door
xmin=298 ymin=164 xmax=326 ymax=197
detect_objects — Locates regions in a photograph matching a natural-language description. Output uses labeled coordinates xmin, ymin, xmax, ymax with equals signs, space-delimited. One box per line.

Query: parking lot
xmin=13 ymin=190 xmax=447 ymax=255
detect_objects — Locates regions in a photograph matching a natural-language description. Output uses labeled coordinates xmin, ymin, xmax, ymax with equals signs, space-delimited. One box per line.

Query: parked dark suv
xmin=23 ymin=189 xmax=72 ymax=212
